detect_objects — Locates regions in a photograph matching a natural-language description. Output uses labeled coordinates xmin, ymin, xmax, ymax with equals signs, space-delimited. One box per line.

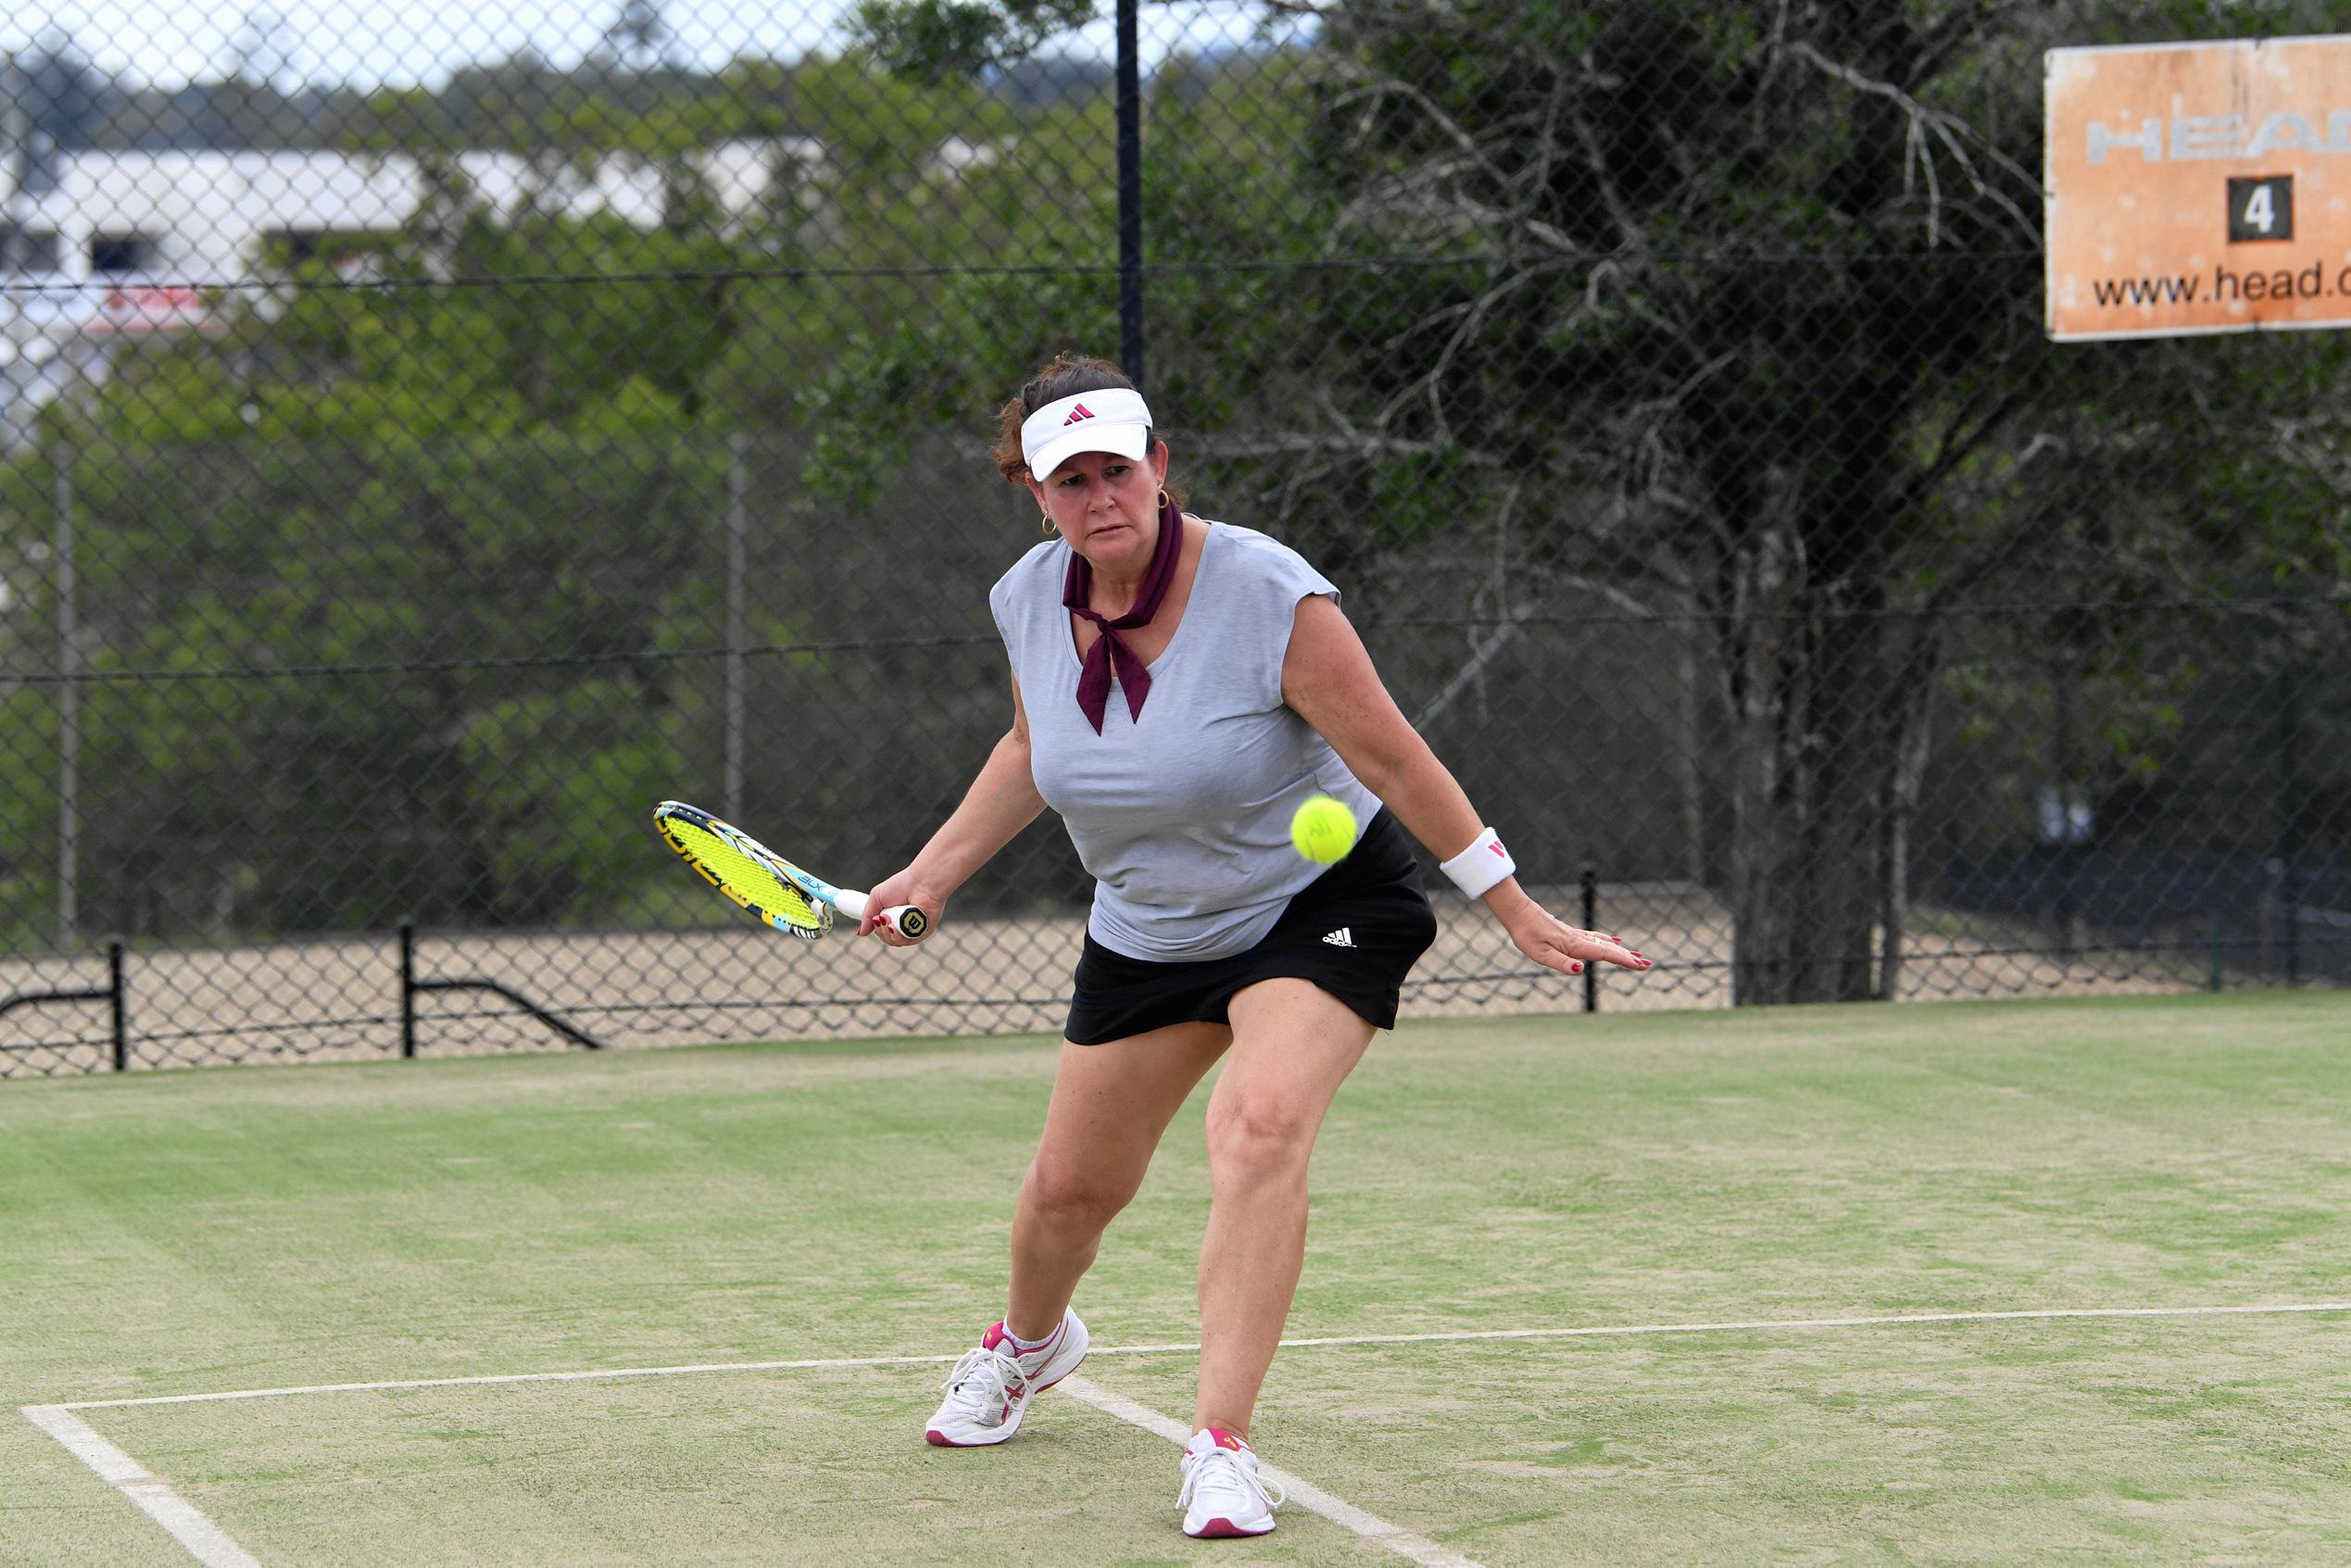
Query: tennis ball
xmin=1290 ymin=795 xmax=1358 ymax=864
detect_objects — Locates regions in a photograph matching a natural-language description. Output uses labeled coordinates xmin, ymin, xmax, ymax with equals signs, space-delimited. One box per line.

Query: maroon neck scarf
xmin=1062 ymin=493 xmax=1184 ymax=734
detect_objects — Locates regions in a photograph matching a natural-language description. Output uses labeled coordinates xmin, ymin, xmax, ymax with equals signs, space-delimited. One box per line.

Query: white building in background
xmin=0 ymin=140 xmax=823 ymax=451
xmin=1 ymin=142 xmax=825 ymax=284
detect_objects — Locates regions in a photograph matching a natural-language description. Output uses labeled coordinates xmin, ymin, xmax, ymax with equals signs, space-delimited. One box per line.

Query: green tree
xmin=0 ymin=48 xmax=1114 ymax=942
xmin=839 ymin=0 xmax=2351 ymax=1001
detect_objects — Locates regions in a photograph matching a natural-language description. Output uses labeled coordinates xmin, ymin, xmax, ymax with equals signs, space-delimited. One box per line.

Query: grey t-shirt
xmin=990 ymin=521 xmax=1384 ymax=962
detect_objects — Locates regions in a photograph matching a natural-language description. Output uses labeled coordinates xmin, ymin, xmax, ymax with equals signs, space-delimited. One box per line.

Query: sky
xmin=2 ymin=0 xmax=1307 ymax=90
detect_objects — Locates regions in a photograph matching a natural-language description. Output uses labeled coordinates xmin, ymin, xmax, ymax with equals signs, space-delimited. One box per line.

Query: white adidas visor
xmin=1021 ymin=388 xmax=1154 ymax=481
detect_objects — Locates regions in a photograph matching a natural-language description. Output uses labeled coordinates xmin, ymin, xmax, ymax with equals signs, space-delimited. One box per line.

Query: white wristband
xmin=1440 ymin=827 xmax=1517 ymax=899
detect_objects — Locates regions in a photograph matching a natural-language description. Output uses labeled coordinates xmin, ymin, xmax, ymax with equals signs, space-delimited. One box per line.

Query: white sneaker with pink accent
xmin=924 ymin=1309 xmax=1089 ymax=1447
xmin=1178 ymin=1427 xmax=1286 ymax=1537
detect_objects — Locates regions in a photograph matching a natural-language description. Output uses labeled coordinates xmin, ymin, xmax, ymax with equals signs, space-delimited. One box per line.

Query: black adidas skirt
xmin=1063 ymin=808 xmax=1440 ymax=1046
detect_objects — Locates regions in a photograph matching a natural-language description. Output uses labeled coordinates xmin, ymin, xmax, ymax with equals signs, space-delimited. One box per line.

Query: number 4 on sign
xmin=2229 ymin=175 xmax=2294 ymax=244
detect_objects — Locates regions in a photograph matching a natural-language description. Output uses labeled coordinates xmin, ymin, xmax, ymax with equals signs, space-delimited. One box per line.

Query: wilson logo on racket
xmin=651 ymin=801 xmax=925 ymax=941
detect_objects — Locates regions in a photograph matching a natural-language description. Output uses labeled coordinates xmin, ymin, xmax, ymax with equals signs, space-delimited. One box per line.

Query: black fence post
xmin=1115 ymin=0 xmax=1145 ymax=386
xmin=107 ymin=938 xmax=127 ymax=1071
xmin=399 ymin=920 xmax=418 ymax=1059
xmin=0 ymin=943 xmax=127 ymax=1070
xmin=1581 ymin=864 xmax=1598 ymax=1014
xmin=2275 ymin=665 xmax=2304 ymax=988
xmin=396 ymin=921 xmax=602 ymax=1055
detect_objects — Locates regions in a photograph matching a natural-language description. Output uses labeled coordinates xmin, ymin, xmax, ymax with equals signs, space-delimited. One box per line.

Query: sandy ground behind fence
xmin=1 ymin=883 xmax=2230 ymax=1075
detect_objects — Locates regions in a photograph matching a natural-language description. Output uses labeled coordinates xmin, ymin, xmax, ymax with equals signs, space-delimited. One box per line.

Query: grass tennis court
xmin=6 ymin=992 xmax=2348 ymax=1565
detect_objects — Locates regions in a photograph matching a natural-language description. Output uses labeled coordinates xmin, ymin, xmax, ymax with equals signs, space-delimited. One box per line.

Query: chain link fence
xmin=4 ymin=1 xmax=2346 ymax=1075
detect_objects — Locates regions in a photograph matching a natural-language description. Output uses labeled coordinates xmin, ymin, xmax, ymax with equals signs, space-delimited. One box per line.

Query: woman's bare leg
xmin=1191 ymin=978 xmax=1374 ymax=1436
xmin=1005 ymin=1021 xmax=1229 ymax=1338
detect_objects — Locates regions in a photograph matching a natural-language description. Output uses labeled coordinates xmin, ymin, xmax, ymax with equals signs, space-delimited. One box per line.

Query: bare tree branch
xmin=1783 ymin=40 xmax=2038 ymax=243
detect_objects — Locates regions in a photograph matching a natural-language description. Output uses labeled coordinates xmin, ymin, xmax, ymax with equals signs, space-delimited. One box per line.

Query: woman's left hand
xmin=1497 ymin=897 xmax=1651 ymax=978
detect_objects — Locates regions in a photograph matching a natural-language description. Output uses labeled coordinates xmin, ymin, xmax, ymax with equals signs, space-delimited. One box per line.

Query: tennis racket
xmin=652 ymin=800 xmax=926 ymax=940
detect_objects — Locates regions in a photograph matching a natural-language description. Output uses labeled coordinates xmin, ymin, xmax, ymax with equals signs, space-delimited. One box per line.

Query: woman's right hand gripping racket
xmin=652 ymin=801 xmax=926 ymax=940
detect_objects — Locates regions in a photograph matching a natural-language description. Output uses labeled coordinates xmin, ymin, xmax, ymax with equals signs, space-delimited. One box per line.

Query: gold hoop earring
xmin=1157 ymin=488 xmax=1172 ymax=510
xmin=1039 ymin=512 xmax=1056 ymax=538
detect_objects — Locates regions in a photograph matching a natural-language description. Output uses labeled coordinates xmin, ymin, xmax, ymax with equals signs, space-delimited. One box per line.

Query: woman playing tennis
xmin=859 ymin=353 xmax=1649 ymax=1538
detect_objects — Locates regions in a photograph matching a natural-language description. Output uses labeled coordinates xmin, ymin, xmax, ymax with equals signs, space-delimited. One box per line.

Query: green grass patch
xmin=2 ymin=992 xmax=2347 ymax=1563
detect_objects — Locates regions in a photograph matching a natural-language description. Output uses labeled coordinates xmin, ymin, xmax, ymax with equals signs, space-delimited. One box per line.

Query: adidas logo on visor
xmin=1062 ymin=403 xmax=1096 ymax=425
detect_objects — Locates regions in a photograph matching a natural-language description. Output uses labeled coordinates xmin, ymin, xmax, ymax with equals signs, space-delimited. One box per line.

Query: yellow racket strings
xmin=661 ymin=817 xmax=827 ymax=935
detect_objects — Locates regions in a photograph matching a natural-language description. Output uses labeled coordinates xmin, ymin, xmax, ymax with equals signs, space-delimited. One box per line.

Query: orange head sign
xmin=2046 ymin=35 xmax=2351 ymax=340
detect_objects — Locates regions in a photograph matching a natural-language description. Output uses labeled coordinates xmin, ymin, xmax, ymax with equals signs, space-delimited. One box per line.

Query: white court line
xmin=40 ymin=1299 xmax=2351 ymax=1411
xmin=19 ymin=1405 xmax=260 ymax=1568
xmin=1060 ymin=1375 xmax=1484 ymax=1568
xmin=44 ymin=1351 xmax=969 ymax=1411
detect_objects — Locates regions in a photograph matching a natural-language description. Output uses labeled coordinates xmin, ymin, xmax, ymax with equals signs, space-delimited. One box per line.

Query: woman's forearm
xmin=909 ymin=728 xmax=1049 ymax=897
xmin=1360 ymin=740 xmax=1535 ymax=915
xmin=1357 ymin=738 xmax=1482 ymax=868
xmin=1282 ymin=594 xmax=1523 ymax=905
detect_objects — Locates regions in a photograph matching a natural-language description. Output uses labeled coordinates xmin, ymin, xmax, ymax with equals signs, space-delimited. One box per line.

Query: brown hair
xmin=992 ymin=353 xmax=1171 ymax=492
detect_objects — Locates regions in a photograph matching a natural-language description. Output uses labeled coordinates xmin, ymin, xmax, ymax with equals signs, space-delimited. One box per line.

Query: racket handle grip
xmin=836 ymin=891 xmax=929 ymax=940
